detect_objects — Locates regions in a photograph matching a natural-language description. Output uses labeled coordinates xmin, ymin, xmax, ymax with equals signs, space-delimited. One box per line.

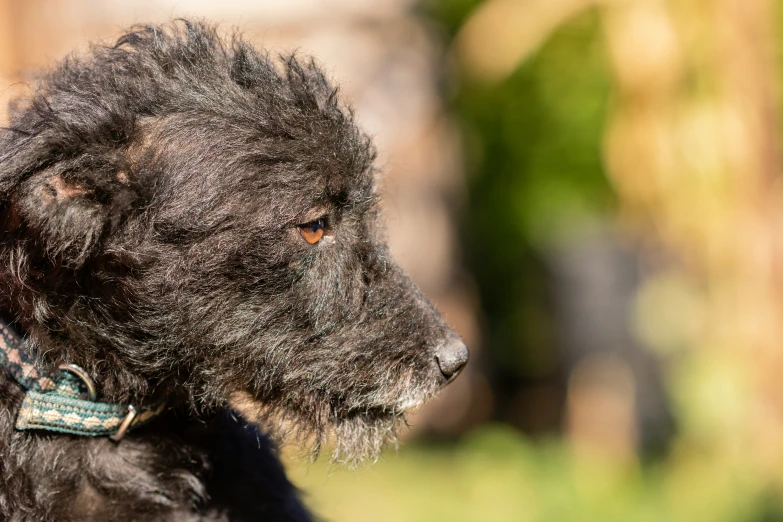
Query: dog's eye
xmin=298 ymin=219 xmax=325 ymax=245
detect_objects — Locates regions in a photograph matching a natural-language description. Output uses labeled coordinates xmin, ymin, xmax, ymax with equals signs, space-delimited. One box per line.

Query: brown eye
xmin=299 ymin=218 xmax=325 ymax=244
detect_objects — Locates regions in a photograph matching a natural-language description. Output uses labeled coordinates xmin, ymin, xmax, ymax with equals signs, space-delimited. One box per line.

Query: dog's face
xmin=0 ymin=22 xmax=467 ymax=460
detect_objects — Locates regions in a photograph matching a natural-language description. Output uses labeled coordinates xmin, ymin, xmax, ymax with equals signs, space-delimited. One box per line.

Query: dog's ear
xmin=11 ymin=164 xmax=137 ymax=269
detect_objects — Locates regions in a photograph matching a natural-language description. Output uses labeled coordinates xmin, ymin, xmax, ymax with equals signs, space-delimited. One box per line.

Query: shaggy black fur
xmin=0 ymin=20 xmax=467 ymax=521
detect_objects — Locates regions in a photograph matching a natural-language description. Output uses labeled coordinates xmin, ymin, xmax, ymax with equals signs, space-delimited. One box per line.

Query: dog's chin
xmin=326 ymin=409 xmax=406 ymax=465
xmin=228 ymin=391 xmax=428 ymax=465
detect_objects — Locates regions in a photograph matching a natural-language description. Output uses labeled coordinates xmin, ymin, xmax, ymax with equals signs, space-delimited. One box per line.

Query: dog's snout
xmin=435 ymin=341 xmax=469 ymax=381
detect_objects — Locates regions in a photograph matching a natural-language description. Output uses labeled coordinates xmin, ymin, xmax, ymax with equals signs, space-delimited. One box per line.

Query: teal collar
xmin=0 ymin=321 xmax=164 ymax=440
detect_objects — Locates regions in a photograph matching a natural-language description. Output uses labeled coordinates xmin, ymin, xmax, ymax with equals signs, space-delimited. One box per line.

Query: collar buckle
xmin=110 ymin=405 xmax=138 ymax=442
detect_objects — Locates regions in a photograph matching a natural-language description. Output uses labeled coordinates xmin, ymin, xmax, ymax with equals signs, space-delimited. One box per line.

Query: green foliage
xmin=288 ymin=425 xmax=782 ymax=522
xmin=438 ymin=8 xmax=615 ymax=383
xmin=458 ymin=11 xmax=614 ymax=247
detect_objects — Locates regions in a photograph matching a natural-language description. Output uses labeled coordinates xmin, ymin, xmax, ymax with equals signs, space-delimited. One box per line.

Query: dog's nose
xmin=435 ymin=341 xmax=469 ymax=381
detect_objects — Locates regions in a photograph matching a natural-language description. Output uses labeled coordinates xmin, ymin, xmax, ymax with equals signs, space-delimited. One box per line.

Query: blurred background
xmin=2 ymin=0 xmax=783 ymax=520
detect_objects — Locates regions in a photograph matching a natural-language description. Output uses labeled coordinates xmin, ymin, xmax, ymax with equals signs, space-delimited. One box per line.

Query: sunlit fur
xmin=0 ymin=20 xmax=462 ymax=520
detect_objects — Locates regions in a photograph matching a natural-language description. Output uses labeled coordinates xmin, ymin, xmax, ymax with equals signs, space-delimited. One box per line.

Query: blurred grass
xmin=287 ymin=425 xmax=783 ymax=522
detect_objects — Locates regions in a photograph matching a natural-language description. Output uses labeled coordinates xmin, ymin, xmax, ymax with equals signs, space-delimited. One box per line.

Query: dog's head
xmin=0 ymin=21 xmax=467 ymax=460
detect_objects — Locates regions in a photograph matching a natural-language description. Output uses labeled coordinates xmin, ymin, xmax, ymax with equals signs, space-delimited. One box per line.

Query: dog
xmin=0 ymin=20 xmax=468 ymax=521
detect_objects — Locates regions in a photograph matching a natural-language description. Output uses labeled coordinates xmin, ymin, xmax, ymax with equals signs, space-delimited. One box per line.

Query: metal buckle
xmin=110 ymin=405 xmax=138 ymax=442
xmin=57 ymin=363 xmax=98 ymax=401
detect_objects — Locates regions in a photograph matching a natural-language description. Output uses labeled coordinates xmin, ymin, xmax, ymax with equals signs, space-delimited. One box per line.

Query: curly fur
xmin=0 ymin=20 xmax=466 ymax=521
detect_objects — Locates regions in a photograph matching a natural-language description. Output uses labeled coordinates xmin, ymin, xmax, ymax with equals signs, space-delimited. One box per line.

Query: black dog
xmin=0 ymin=20 xmax=467 ymax=521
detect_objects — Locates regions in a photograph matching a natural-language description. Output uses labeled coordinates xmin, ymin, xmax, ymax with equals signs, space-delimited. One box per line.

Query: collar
xmin=0 ymin=321 xmax=164 ymax=440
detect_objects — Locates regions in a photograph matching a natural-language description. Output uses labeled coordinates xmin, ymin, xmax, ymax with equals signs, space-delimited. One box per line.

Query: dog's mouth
xmin=227 ymin=388 xmax=434 ymax=464
xmin=322 ymin=405 xmax=410 ymax=464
